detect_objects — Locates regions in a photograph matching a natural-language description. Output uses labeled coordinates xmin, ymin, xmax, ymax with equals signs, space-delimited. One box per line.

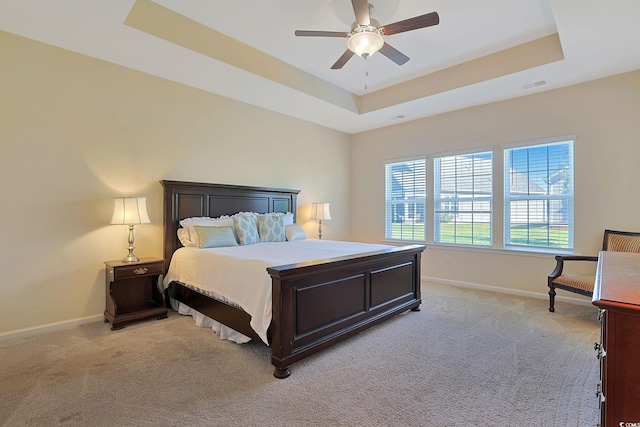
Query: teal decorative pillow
xmin=257 ymin=214 xmax=285 ymax=242
xmin=232 ymin=216 xmax=259 ymax=245
xmin=192 ymin=226 xmax=238 ymax=248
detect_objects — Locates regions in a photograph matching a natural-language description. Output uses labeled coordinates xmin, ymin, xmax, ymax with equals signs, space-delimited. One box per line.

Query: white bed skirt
xmin=172 ymin=299 xmax=252 ymax=344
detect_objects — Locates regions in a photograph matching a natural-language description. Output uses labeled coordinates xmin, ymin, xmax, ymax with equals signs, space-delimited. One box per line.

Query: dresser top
xmin=104 ymin=257 xmax=163 ymax=268
xmin=593 ymin=251 xmax=640 ymax=309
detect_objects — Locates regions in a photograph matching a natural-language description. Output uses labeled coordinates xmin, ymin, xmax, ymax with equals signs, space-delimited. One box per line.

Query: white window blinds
xmin=385 ymin=158 xmax=426 ymax=241
xmin=434 ymin=151 xmax=493 ymax=245
xmin=504 ymin=140 xmax=574 ymax=249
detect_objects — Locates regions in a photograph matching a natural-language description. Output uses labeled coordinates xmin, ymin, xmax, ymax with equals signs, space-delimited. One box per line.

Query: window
xmin=385 ymin=158 xmax=426 ymax=241
xmin=504 ymin=140 xmax=574 ymax=249
xmin=434 ymin=151 xmax=493 ymax=245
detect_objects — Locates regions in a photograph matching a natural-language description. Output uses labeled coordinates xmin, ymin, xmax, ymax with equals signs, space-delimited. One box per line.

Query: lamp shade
xmin=110 ymin=197 xmax=150 ymax=225
xmin=310 ymin=203 xmax=332 ymax=221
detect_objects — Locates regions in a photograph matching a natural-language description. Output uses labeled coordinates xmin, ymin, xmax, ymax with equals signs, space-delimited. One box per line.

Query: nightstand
xmin=104 ymin=257 xmax=168 ymax=330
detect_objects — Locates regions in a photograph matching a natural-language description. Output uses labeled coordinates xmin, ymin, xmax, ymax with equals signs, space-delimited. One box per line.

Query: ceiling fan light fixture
xmin=347 ymin=26 xmax=384 ymax=58
xmin=295 ymin=3 xmax=440 ymax=69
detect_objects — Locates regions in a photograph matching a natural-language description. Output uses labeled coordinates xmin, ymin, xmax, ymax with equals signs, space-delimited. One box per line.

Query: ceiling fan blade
xmin=381 ymin=11 xmax=439 ymax=36
xmin=351 ymin=0 xmax=370 ymax=25
xmin=331 ymin=49 xmax=355 ymax=69
xmin=378 ymin=43 xmax=410 ymax=65
xmin=295 ymin=30 xmax=350 ymax=37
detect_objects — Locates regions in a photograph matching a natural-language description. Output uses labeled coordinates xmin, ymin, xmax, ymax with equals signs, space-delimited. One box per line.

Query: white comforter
xmin=163 ymin=239 xmax=392 ymax=344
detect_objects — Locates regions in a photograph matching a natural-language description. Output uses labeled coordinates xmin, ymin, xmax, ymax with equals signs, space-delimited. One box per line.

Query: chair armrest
xmin=548 ymin=255 xmax=599 ymax=280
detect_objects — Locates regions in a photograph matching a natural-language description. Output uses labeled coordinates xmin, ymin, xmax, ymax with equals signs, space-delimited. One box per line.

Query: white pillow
xmin=179 ymin=216 xmax=233 ymax=228
xmin=232 ymin=211 xmax=258 ymax=219
xmin=177 ymin=227 xmax=196 ymax=247
xmin=285 ymin=224 xmax=307 ymax=241
xmin=282 ymin=212 xmax=294 ymax=226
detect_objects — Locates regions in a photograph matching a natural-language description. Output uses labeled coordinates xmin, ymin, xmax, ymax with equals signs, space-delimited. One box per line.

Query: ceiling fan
xmin=294 ymin=0 xmax=439 ymax=69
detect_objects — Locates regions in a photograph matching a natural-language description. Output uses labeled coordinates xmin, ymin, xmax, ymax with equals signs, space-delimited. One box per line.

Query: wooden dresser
xmin=592 ymin=251 xmax=640 ymax=427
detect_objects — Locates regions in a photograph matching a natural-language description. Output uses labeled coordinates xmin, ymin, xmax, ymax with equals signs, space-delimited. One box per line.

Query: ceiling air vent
xmin=522 ymin=80 xmax=547 ymax=90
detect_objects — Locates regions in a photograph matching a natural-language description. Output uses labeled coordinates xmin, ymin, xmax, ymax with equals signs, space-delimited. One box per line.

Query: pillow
xmin=179 ymin=216 xmax=233 ymax=228
xmin=177 ymin=227 xmax=197 ymax=247
xmin=285 ymin=224 xmax=307 ymax=241
xmin=257 ymin=214 xmax=286 ymax=242
xmin=282 ymin=212 xmax=294 ymax=226
xmin=232 ymin=216 xmax=259 ymax=245
xmin=179 ymin=216 xmax=235 ymax=246
xmin=232 ymin=211 xmax=258 ymax=221
xmin=192 ymin=226 xmax=238 ymax=248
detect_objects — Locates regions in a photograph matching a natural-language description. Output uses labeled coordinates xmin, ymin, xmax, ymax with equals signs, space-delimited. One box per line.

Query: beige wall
xmin=0 ymin=32 xmax=351 ymax=335
xmin=351 ymin=70 xmax=640 ymax=297
xmin=4 ymin=28 xmax=640 ymax=336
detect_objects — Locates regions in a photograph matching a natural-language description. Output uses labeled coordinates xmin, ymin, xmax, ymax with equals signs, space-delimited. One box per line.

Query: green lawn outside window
xmin=390 ymin=223 xmax=569 ymax=248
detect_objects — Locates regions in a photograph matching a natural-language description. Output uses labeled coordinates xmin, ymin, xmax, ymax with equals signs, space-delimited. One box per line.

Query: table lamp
xmin=310 ymin=202 xmax=331 ymax=239
xmin=110 ymin=196 xmax=150 ymax=262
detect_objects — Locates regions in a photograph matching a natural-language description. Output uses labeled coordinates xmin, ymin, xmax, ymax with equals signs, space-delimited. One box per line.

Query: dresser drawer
xmin=110 ymin=261 xmax=164 ymax=281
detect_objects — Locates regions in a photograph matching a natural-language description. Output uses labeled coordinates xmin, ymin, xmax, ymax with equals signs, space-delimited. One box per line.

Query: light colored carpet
xmin=0 ymin=282 xmax=600 ymax=427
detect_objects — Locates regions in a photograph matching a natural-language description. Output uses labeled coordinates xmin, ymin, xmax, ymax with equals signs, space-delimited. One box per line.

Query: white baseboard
xmin=0 ymin=277 xmax=593 ymax=342
xmin=0 ymin=314 xmax=104 ymax=342
xmin=423 ymin=275 xmax=594 ymax=308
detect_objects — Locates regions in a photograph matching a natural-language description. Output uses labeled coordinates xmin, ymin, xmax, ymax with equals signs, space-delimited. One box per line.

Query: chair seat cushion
xmin=552 ymin=273 xmax=595 ymax=292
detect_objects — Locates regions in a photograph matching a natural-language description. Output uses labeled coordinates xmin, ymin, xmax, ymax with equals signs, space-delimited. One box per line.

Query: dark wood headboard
xmin=160 ymin=180 xmax=300 ymax=270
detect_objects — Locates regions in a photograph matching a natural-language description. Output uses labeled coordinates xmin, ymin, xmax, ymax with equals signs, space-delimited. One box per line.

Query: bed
xmin=161 ymin=180 xmax=426 ymax=378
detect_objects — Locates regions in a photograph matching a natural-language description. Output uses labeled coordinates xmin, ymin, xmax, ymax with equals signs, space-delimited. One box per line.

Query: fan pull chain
xmin=364 ymin=58 xmax=369 ymax=92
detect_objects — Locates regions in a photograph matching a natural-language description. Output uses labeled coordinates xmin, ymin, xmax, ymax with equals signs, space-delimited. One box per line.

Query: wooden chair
xmin=548 ymin=229 xmax=640 ymax=312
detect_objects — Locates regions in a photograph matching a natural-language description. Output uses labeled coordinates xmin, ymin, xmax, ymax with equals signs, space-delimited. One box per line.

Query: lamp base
xmin=122 ymin=253 xmax=140 ymax=263
xmin=122 ymin=225 xmax=139 ymax=262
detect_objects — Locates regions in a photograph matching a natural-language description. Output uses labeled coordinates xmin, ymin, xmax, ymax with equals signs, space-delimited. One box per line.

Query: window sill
xmin=382 ymin=240 xmax=576 ymax=258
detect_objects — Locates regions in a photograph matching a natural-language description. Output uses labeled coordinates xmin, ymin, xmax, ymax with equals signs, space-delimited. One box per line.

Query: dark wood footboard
xmin=267 ymin=244 xmax=424 ymax=378
xmin=165 ymin=244 xmax=424 ymax=378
